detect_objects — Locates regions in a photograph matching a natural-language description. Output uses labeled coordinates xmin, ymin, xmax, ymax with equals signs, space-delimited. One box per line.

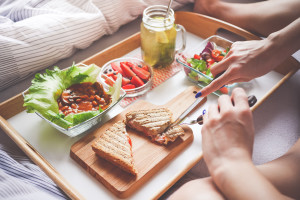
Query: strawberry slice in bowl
xmin=99 ymin=58 xmax=153 ymax=97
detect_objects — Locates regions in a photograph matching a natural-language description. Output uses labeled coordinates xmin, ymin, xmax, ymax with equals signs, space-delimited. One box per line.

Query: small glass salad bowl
xmin=176 ymin=35 xmax=237 ymax=96
xmin=99 ymin=57 xmax=153 ymax=97
xmin=23 ymin=64 xmax=126 ymax=137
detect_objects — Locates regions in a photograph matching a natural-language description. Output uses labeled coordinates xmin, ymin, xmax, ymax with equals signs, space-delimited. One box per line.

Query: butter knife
xmin=167 ymin=96 xmax=206 ymax=129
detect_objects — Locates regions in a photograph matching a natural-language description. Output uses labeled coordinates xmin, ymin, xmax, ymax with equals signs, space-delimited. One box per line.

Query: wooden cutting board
xmin=70 ymin=85 xmax=206 ymax=198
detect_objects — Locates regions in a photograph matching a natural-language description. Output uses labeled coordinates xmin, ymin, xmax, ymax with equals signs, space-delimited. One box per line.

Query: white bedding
xmin=0 ymin=0 xmax=193 ymax=91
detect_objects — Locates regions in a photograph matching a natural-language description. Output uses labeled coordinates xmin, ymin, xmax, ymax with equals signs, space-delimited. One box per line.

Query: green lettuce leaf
xmin=23 ymin=64 xmax=112 ymax=129
xmin=187 ymin=58 xmax=207 ymax=72
xmin=107 ymin=73 xmax=122 ymax=104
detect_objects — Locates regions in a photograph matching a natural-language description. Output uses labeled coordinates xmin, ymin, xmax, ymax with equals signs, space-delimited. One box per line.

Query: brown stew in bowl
xmin=57 ymin=82 xmax=111 ymax=116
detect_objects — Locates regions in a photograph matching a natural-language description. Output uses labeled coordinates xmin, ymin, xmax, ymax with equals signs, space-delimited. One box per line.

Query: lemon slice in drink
xmin=153 ymin=16 xmax=171 ymax=44
xmin=155 ymin=31 xmax=169 ymax=43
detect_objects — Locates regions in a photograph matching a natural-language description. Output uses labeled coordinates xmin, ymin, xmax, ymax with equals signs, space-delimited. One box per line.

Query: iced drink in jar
xmin=141 ymin=5 xmax=186 ymax=68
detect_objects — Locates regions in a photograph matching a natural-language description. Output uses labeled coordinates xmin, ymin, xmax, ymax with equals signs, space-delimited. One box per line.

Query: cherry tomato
xmin=219 ymin=86 xmax=229 ymax=94
xmin=206 ymin=58 xmax=215 ymax=65
xmin=212 ymin=49 xmax=224 ymax=62
xmin=211 ymin=50 xmax=221 ymax=59
xmin=194 ymin=54 xmax=201 ymax=60
xmin=215 ymin=55 xmax=224 ymax=62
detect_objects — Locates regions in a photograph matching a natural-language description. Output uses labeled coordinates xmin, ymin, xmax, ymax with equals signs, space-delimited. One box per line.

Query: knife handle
xmin=197 ymin=95 xmax=257 ymax=125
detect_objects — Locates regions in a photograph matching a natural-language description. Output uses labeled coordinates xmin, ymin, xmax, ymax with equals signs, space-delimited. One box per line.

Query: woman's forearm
xmin=267 ymin=17 xmax=300 ymax=59
xmin=257 ymin=139 xmax=300 ymax=199
xmin=212 ymin=159 xmax=291 ymax=200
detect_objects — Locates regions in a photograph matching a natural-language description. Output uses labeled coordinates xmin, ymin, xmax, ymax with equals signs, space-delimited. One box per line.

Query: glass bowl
xmin=23 ymin=79 xmax=126 ymax=137
xmin=176 ymin=35 xmax=237 ymax=96
xmin=99 ymin=57 xmax=153 ymax=97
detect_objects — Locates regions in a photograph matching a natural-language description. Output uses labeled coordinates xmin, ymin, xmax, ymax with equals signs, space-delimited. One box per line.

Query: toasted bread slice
xmin=155 ymin=125 xmax=185 ymax=145
xmin=125 ymin=108 xmax=172 ymax=137
xmin=92 ymin=121 xmax=137 ymax=175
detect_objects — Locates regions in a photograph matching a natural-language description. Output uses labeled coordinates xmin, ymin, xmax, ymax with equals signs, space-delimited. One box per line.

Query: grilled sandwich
xmin=92 ymin=120 xmax=137 ymax=175
xmin=125 ymin=108 xmax=172 ymax=136
xmin=155 ymin=125 xmax=185 ymax=145
xmin=125 ymin=108 xmax=184 ymax=144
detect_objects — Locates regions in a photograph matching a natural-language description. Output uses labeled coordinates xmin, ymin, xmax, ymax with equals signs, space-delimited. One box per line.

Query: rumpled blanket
xmin=0 ymin=0 xmax=193 ymax=91
xmin=0 ymin=0 xmax=193 ymax=199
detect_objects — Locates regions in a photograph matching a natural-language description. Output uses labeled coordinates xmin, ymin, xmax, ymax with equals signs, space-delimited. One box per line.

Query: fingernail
xmin=195 ymin=91 xmax=202 ymax=98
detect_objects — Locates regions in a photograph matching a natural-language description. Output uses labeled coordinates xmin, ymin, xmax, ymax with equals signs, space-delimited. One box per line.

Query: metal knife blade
xmin=167 ymin=96 xmax=206 ymax=129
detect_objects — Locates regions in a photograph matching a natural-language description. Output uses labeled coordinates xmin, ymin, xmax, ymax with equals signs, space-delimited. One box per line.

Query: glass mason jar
xmin=141 ymin=5 xmax=186 ymax=68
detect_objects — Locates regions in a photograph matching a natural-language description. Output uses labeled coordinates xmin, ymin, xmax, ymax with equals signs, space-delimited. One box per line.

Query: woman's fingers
xmin=198 ymin=56 xmax=239 ymax=97
xmin=218 ymin=94 xmax=233 ymax=114
xmin=210 ymin=58 xmax=230 ymax=77
xmin=199 ymin=71 xmax=231 ymax=97
xmin=231 ymin=88 xmax=249 ymax=109
xmin=208 ymin=104 xmax=219 ymax=120
xmin=227 ymin=78 xmax=250 ymax=85
xmin=203 ymin=104 xmax=219 ymax=124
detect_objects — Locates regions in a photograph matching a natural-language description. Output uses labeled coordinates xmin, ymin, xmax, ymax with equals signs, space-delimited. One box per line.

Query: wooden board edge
xmin=0 ymin=116 xmax=85 ymax=200
xmin=152 ymin=152 xmax=204 ymax=200
xmin=70 ymin=125 xmax=194 ymax=199
xmin=70 ymin=150 xmax=121 ymax=198
xmin=118 ymin=129 xmax=194 ymax=199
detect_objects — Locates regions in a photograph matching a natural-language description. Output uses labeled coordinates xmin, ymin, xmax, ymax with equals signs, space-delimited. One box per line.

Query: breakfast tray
xmin=0 ymin=12 xmax=299 ymax=200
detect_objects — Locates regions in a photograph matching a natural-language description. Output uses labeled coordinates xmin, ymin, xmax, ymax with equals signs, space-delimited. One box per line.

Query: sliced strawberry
xmin=124 ymin=61 xmax=150 ymax=80
xmin=122 ymin=84 xmax=136 ymax=90
xmin=141 ymin=65 xmax=149 ymax=71
xmin=106 ymin=71 xmax=118 ymax=77
xmin=120 ymin=62 xmax=136 ymax=78
xmin=106 ymin=72 xmax=114 ymax=77
xmin=111 ymin=62 xmax=124 ymax=76
xmin=122 ymin=77 xmax=131 ymax=86
xmin=124 ymin=62 xmax=137 ymax=69
xmin=104 ymin=77 xmax=115 ymax=86
xmin=112 ymin=74 xmax=118 ymax=81
xmin=131 ymin=65 xmax=150 ymax=80
xmin=131 ymin=75 xmax=144 ymax=87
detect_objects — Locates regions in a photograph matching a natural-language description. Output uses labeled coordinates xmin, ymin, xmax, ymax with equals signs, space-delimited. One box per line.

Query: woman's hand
xmin=200 ymin=37 xmax=281 ymax=97
xmin=201 ymin=87 xmax=292 ymax=200
xmin=201 ymin=88 xmax=255 ymax=175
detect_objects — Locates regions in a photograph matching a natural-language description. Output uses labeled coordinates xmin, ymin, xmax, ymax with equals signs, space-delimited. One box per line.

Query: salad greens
xmin=185 ymin=42 xmax=229 ymax=85
xmin=23 ymin=64 xmax=121 ymax=129
xmin=186 ymin=58 xmax=213 ymax=84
